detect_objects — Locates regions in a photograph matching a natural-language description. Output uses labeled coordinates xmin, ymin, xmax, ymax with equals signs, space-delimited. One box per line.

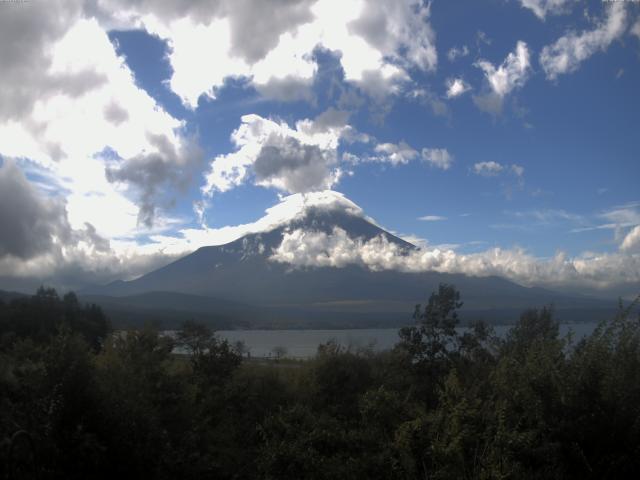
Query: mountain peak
xmin=264 ymin=190 xmax=367 ymax=227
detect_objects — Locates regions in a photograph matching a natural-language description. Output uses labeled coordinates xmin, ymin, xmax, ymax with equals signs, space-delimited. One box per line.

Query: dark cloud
xmin=85 ymin=0 xmax=222 ymax=26
xmin=472 ymin=92 xmax=504 ymax=116
xmin=0 ymin=0 xmax=107 ymax=122
xmin=0 ymin=161 xmax=111 ymax=263
xmin=105 ymin=133 xmax=204 ymax=227
xmin=347 ymin=0 xmax=437 ymax=71
xmin=0 ymin=160 xmax=70 ymax=260
xmin=77 ymin=223 xmax=111 ymax=253
xmin=254 ymin=76 xmax=315 ymax=103
xmin=0 ymin=247 xmax=178 ymax=294
xmin=307 ymin=108 xmax=350 ymax=132
xmin=225 ymin=0 xmax=315 ymax=63
xmin=103 ymin=101 xmax=130 ymax=125
xmin=93 ymin=0 xmax=315 ymax=64
xmin=253 ymin=134 xmax=336 ymax=193
xmin=0 ymin=161 xmax=168 ymax=292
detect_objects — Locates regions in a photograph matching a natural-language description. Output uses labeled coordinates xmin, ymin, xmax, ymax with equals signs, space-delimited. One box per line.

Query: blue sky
xmin=0 ymin=0 xmax=639 ymax=295
xmin=106 ymin=0 xmax=639 ymax=257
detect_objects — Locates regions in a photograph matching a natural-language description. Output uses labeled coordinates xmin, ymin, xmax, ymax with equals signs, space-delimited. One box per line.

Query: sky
xmin=0 ymin=0 xmax=639 ymax=297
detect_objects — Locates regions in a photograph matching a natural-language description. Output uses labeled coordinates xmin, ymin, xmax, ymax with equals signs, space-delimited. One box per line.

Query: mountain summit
xmin=83 ymin=192 xmax=614 ymax=327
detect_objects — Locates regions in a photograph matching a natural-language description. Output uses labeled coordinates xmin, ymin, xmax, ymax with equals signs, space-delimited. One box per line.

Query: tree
xmin=397 ymin=284 xmax=465 ymax=407
xmin=309 ymin=340 xmax=373 ymax=419
xmin=398 ymin=283 xmax=463 ymax=364
xmin=272 ymin=345 xmax=287 ymax=360
xmin=176 ymin=320 xmax=241 ymax=388
xmin=0 ymin=288 xmax=109 ymax=349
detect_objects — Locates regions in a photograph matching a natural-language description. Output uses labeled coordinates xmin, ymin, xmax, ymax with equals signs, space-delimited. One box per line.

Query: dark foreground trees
xmin=1 ymin=285 xmax=639 ymax=479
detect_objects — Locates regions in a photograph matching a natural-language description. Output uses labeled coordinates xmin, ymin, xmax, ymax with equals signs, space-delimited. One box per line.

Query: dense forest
xmin=1 ymin=285 xmax=639 ymax=479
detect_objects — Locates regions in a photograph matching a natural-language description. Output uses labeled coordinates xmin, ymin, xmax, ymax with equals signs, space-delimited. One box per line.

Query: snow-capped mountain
xmin=83 ymin=192 xmax=615 ymax=327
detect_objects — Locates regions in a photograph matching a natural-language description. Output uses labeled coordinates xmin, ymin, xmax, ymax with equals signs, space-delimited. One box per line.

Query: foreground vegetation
xmin=1 ymin=286 xmax=639 ymax=479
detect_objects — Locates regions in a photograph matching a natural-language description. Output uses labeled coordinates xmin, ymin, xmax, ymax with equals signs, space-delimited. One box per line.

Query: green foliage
xmin=176 ymin=319 xmax=241 ymax=388
xmin=308 ymin=340 xmax=373 ymax=418
xmin=399 ymin=283 xmax=463 ymax=364
xmin=0 ymin=286 xmax=110 ymax=350
xmin=1 ymin=286 xmax=640 ymax=479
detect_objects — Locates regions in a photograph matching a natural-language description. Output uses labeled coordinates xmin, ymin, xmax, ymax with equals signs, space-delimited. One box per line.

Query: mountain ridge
xmin=80 ymin=201 xmax=617 ymax=327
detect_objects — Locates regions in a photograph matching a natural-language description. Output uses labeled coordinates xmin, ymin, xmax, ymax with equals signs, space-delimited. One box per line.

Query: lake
xmin=216 ymin=322 xmax=600 ymax=359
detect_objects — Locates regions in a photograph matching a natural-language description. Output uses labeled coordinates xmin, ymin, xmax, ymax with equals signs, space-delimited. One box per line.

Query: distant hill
xmin=81 ymin=195 xmax=617 ymax=329
xmin=0 ymin=289 xmax=28 ymax=303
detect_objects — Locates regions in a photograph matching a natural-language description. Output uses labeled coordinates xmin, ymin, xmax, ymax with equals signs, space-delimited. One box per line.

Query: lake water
xmin=217 ymin=322 xmax=600 ymax=359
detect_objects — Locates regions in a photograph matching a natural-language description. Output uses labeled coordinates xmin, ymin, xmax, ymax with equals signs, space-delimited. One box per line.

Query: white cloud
xmin=473 ymin=161 xmax=504 ymax=176
xmin=202 ymin=113 xmax=451 ymax=201
xmin=102 ymin=0 xmax=438 ymax=107
xmin=445 ymin=78 xmax=471 ymax=98
xmin=363 ymin=143 xmax=453 ymax=169
xmin=601 ymin=202 xmax=640 ymax=229
xmin=519 ymin=0 xmax=572 ymax=20
xmin=511 ymin=164 xmax=525 ymax=177
xmin=421 ymin=148 xmax=454 ymax=170
xmin=475 ymin=41 xmax=531 ymax=97
xmin=418 ymin=215 xmax=446 ymax=222
xmin=514 ymin=208 xmax=582 ymax=225
xmin=395 ymin=233 xmax=430 ymax=248
xmin=348 ymin=0 xmax=437 ymax=71
xmin=202 ymin=113 xmax=348 ymax=197
xmin=0 ymin=8 xmax=199 ymax=234
xmin=473 ymin=161 xmax=524 ymax=178
xmin=372 ymin=141 xmax=419 ymax=165
xmin=447 ymin=45 xmax=469 ymax=61
xmin=149 ymin=190 xmax=367 ymax=253
xmin=620 ymin=225 xmax=640 ymax=252
xmin=570 ymin=202 xmax=640 ymax=234
xmin=473 ymin=41 xmax=531 ymax=114
xmin=632 ymin=18 xmax=640 ymax=39
xmin=539 ymin=3 xmax=627 ymax=80
xmin=269 ymin=226 xmax=640 ymax=292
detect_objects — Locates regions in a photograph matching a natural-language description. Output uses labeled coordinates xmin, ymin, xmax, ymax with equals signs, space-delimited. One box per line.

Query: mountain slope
xmin=83 ymin=199 xmax=616 ymax=326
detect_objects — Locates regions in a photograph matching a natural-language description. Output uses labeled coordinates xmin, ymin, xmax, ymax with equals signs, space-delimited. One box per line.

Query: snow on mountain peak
xmin=142 ymin=191 xmax=368 ymax=256
xmin=268 ymin=190 xmax=365 ymax=224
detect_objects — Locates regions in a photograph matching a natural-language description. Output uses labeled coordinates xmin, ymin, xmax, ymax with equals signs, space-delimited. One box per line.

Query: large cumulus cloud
xmin=270 ymin=226 xmax=640 ymax=296
xmin=0 ymin=3 xmax=202 ymax=231
xmin=0 ymin=160 xmax=179 ymax=291
xmin=202 ymin=113 xmax=349 ymax=197
xmin=0 ymin=161 xmax=71 ymax=260
xmin=0 ymin=0 xmax=100 ymax=123
xmin=253 ymin=136 xmax=337 ymax=193
xmin=94 ymin=0 xmax=438 ymax=107
xmin=201 ymin=111 xmax=456 ymax=204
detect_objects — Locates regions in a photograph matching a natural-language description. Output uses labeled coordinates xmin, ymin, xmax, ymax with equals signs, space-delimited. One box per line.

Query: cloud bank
xmin=270 ymin=226 xmax=640 ymax=294
xmin=0 ymin=185 xmax=365 ymax=290
xmin=98 ymin=0 xmax=438 ymax=107
xmin=0 ymin=160 xmax=171 ymax=291
xmin=0 ymin=5 xmax=201 ymax=231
